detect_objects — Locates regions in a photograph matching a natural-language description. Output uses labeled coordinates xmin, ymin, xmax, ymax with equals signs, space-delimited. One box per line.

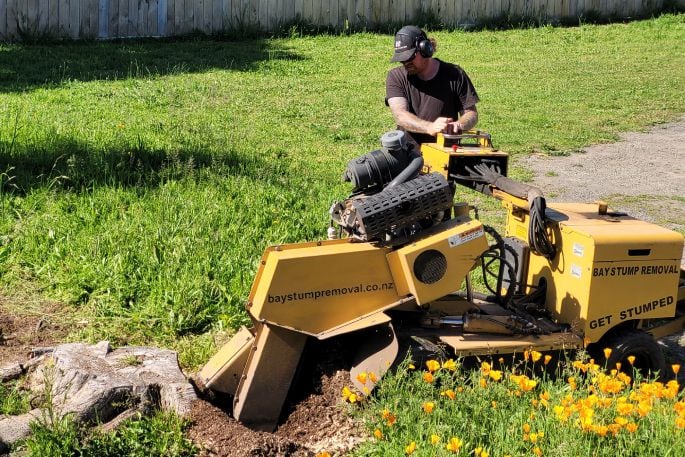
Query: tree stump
xmin=0 ymin=341 xmax=197 ymax=453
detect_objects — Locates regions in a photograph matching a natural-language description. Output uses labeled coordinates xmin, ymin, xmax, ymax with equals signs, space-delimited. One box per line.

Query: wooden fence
xmin=0 ymin=0 xmax=679 ymax=41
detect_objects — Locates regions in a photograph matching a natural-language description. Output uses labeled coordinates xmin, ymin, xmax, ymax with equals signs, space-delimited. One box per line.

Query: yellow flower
xmin=637 ymin=401 xmax=652 ymax=417
xmin=533 ymin=446 xmax=543 ymax=456
xmin=474 ymin=446 xmax=489 ymax=457
xmin=523 ymin=423 xmax=531 ymax=433
xmin=603 ymin=348 xmax=612 ymax=360
xmin=617 ymin=372 xmax=632 ymax=385
xmin=607 ymin=423 xmax=621 ymax=436
xmin=315 ymin=452 xmax=331 ymax=457
xmin=673 ymin=364 xmax=681 ymax=376
xmin=356 ymin=372 xmax=368 ymax=385
xmin=408 ymin=363 xmax=416 ymax=370
xmin=441 ymin=389 xmax=456 ymax=400
xmin=674 ymin=400 xmax=685 ymax=417
xmin=426 ymin=359 xmax=440 ymax=373
xmin=369 ymin=372 xmax=378 ymax=383
xmin=430 ymin=434 xmax=441 ymax=445
xmin=446 ymin=437 xmax=463 ymax=453
xmin=422 ymin=401 xmax=435 ymax=414
xmin=491 ymin=401 xmax=497 ymax=408
xmin=616 ymin=402 xmax=634 ymax=416
xmin=531 ymin=351 xmax=542 ymax=363
xmin=381 ymin=408 xmax=397 ymax=426
xmin=423 ymin=372 xmax=434 ymax=383
xmin=544 ymin=354 xmax=552 ymax=365
xmin=479 ymin=377 xmax=488 ymax=388
xmin=572 ymin=361 xmax=587 ymax=373
xmin=626 ymin=355 xmax=636 ymax=365
xmin=666 ymin=380 xmax=680 ymax=399
xmin=341 ymin=386 xmax=353 ymax=401
xmin=594 ymin=425 xmax=609 ymax=437
xmin=481 ymin=361 xmax=491 ymax=375
xmin=614 ymin=416 xmax=628 ymax=426
xmin=520 ymin=377 xmax=537 ymax=392
xmin=405 ymin=441 xmax=417 ymax=455
xmin=442 ymin=359 xmax=457 ymax=371
xmin=373 ymin=428 xmax=383 ymax=439
xmin=626 ymin=422 xmax=638 ymax=433
xmin=489 ymin=370 xmax=503 ymax=381
xmin=676 ymin=417 xmax=685 ymax=429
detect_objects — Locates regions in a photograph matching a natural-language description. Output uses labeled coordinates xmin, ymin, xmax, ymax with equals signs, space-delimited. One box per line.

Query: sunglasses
xmin=401 ymin=52 xmax=418 ymax=64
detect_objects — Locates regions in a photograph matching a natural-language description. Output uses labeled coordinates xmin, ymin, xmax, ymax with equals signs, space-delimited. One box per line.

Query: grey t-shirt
xmin=386 ymin=59 xmax=480 ymax=145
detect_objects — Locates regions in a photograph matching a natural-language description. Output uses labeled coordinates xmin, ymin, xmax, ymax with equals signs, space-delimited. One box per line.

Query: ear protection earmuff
xmin=416 ymin=35 xmax=434 ymax=58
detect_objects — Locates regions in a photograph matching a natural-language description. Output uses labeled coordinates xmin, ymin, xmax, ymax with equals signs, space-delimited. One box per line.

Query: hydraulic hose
xmin=528 ymin=196 xmax=556 ymax=260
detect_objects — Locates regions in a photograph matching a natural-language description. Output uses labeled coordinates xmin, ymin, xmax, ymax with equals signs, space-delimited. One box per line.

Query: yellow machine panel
xmin=420 ymin=132 xmax=509 ymax=187
xmin=249 ymin=239 xmax=401 ymax=336
xmin=197 ymin=326 xmax=254 ymax=395
xmin=512 ymin=203 xmax=684 ymax=342
xmin=387 ymin=219 xmax=488 ymax=305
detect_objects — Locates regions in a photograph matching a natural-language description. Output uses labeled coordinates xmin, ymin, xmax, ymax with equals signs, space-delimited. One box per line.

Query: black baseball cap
xmin=391 ymin=25 xmax=426 ymax=62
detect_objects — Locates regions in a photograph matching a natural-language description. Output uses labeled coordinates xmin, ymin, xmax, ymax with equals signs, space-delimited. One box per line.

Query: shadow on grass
xmin=0 ymin=37 xmax=305 ymax=94
xmin=0 ymin=134 xmax=289 ymax=193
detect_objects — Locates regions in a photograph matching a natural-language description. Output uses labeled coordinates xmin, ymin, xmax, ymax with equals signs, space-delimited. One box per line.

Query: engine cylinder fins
xmin=337 ymin=172 xmax=455 ymax=241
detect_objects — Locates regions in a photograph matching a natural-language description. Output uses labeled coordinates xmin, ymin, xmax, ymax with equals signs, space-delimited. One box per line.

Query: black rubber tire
xmin=590 ymin=329 xmax=666 ymax=380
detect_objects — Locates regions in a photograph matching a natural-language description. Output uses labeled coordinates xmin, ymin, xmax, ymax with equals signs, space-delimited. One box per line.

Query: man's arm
xmin=388 ymin=97 xmax=478 ymax=135
xmin=454 ymin=106 xmax=478 ymax=132
xmin=387 ymin=97 xmax=454 ymax=136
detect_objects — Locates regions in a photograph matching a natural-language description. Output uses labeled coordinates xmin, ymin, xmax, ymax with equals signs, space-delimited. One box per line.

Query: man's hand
xmin=445 ymin=121 xmax=464 ymax=135
xmin=426 ymin=117 xmax=454 ymax=136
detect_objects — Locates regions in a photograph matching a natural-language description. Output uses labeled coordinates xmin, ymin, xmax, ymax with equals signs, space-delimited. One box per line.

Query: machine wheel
xmin=592 ymin=329 xmax=666 ymax=380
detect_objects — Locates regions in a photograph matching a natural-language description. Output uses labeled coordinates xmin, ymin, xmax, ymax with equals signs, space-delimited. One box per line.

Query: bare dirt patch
xmin=0 ymin=298 xmax=70 ymax=368
xmin=186 ymin=338 xmax=368 ymax=456
xmin=187 ymin=369 xmax=365 ymax=457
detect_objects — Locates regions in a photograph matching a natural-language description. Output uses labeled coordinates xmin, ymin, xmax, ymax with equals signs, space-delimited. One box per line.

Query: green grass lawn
xmin=0 ymin=14 xmax=684 ymax=368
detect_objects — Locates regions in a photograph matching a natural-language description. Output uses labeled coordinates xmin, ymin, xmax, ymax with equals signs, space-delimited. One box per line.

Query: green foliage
xmin=82 ymin=412 xmax=197 ymax=457
xmin=0 ymin=15 xmax=683 ymax=364
xmin=22 ymin=411 xmax=197 ymax=457
xmin=0 ymin=380 xmax=31 ymax=415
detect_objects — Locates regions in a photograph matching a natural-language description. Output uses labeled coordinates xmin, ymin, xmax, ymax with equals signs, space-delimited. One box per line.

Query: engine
xmin=330 ymin=131 xmax=455 ymax=242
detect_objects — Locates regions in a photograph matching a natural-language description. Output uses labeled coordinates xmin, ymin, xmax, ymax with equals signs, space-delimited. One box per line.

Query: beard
xmin=403 ymin=63 xmax=418 ymax=75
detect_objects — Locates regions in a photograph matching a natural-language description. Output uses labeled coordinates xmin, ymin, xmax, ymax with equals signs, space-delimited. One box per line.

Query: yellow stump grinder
xmin=197 ymin=130 xmax=685 ymax=431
